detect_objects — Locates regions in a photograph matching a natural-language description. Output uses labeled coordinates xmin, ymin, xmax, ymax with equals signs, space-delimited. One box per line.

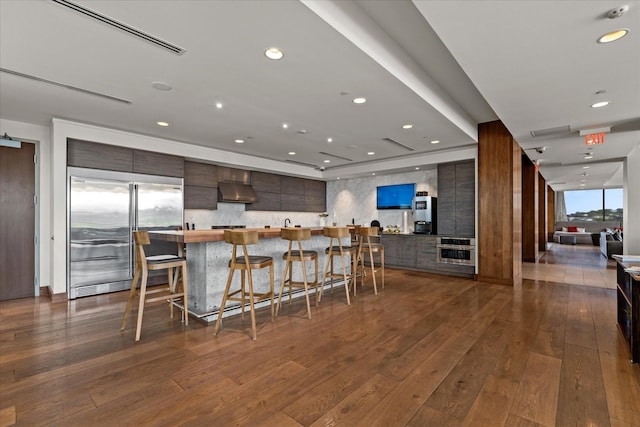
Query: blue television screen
xmin=376 ymin=183 xmax=415 ymax=209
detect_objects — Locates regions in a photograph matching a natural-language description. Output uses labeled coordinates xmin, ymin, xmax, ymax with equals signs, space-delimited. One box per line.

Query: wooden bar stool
xmin=318 ymin=226 xmax=354 ymax=306
xmin=356 ymin=226 xmax=384 ymax=295
xmin=276 ymin=227 xmax=318 ymax=319
xmin=121 ymin=230 xmax=188 ymax=342
xmin=214 ymin=230 xmax=275 ymax=341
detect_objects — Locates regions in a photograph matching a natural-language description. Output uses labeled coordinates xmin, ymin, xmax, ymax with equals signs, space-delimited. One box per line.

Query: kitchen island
xmin=150 ymin=228 xmax=349 ymax=321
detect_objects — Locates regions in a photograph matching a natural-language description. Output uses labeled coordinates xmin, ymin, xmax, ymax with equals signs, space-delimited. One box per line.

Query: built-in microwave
xmin=436 ymin=237 xmax=475 ymax=265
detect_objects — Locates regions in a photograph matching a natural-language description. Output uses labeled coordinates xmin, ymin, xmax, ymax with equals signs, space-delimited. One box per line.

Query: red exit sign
xmin=585 ymin=133 xmax=605 ymax=145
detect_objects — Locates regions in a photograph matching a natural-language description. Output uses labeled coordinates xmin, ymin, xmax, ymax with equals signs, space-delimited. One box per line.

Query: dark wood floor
xmin=1 ymin=269 xmax=639 ymax=426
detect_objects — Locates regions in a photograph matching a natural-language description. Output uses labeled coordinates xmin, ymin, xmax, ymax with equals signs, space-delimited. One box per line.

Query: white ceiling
xmin=1 ymin=0 xmax=638 ymax=191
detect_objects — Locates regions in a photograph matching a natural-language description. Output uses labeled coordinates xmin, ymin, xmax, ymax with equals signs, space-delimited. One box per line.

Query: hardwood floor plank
xmin=309 ymin=373 xmax=398 ymax=427
xmin=62 ymin=379 xmax=186 ymax=426
xmin=510 ymin=352 xmax=562 ymax=427
xmin=504 ymin=413 xmax=544 ymax=426
xmin=356 ymin=331 xmax=478 ymax=426
xmin=531 ymin=284 xmax=569 ymax=359
xmin=259 ymin=411 xmax=304 ymax=427
xmin=556 ymin=343 xmax=611 ymax=426
xmin=565 ymin=286 xmax=598 ymax=350
xmin=590 ymin=288 xmax=622 ymax=356
xmin=424 ymin=318 xmax=513 ymax=419
xmin=408 ymin=405 xmax=463 ymax=426
xmin=462 ymin=374 xmax=519 ymax=426
xmin=600 ymin=351 xmax=640 ymax=425
xmin=0 ymin=405 xmax=16 ymax=427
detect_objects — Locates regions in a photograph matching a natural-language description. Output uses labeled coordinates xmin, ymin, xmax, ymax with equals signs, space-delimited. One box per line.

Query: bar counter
xmin=149 ymin=227 xmax=348 ymax=321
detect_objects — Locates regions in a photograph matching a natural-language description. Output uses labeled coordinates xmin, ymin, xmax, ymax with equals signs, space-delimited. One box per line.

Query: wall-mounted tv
xmin=376 ymin=183 xmax=415 ymax=210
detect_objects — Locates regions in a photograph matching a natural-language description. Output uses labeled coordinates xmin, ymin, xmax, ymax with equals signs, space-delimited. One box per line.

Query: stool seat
xmin=147 ymin=254 xmax=183 ymax=264
xmin=120 ymin=230 xmax=188 ymax=342
xmin=325 ymin=246 xmax=357 ymax=254
xmin=319 ymin=227 xmax=354 ymax=306
xmin=233 ymin=256 xmax=273 ymax=266
xmin=276 ymin=228 xmax=319 ymax=319
xmin=282 ymin=250 xmax=318 ymax=260
xmin=214 ymin=230 xmax=275 ymax=340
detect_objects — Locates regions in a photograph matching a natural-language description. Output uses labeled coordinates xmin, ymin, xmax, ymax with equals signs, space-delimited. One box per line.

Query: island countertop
xmin=149 ymin=227 xmax=326 ymax=244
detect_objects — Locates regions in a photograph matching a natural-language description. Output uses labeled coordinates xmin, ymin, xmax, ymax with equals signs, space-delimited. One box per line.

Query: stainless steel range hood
xmin=218 ymin=181 xmax=257 ymax=203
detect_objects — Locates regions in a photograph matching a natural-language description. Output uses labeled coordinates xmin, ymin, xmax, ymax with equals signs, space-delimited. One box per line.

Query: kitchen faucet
xmin=284 ymin=218 xmax=291 ymax=228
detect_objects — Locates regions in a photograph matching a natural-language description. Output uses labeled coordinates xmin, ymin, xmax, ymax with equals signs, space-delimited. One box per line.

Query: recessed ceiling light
xmin=265 ymin=47 xmax=284 ymax=60
xmin=402 ymin=124 xmax=413 ymax=129
xmin=353 ymin=97 xmax=366 ymax=104
xmin=337 ymin=177 xmax=340 ymax=180
xmin=215 ymin=102 xmax=223 ymax=109
xmin=327 ymin=138 xmax=333 ymax=143
xmin=367 ymin=152 xmax=375 ymax=155
xmin=151 ymin=81 xmax=172 ymax=91
xmin=584 ymin=155 xmax=593 ymax=159
xmin=282 ymin=123 xmax=288 ymax=129
xmin=583 ymin=166 xmax=590 ymax=169
xmin=430 ymin=140 xmax=440 ymax=144
xmin=415 ymin=167 xmax=420 ymax=170
xmin=288 ymin=151 xmax=296 ymax=155
xmin=323 ymin=160 xmax=331 ymax=163
xmin=597 ymin=28 xmax=629 ymax=43
xmin=582 ymin=172 xmax=589 ymax=176
xmin=235 ymin=139 xmax=244 ymax=144
xmin=157 ymin=121 xmax=169 ymax=127
xmin=580 ymin=183 xmax=586 ymax=187
xmin=591 ymin=101 xmax=610 ymax=108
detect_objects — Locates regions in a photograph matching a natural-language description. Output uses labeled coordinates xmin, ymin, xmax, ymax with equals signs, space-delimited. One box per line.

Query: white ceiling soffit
xmin=301 ymin=0 xmax=480 ymax=141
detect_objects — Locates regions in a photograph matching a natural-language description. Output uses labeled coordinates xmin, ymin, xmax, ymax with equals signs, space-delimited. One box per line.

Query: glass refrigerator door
xmin=69 ymin=177 xmax=132 ymax=288
xmin=135 ymin=182 xmax=183 ymax=257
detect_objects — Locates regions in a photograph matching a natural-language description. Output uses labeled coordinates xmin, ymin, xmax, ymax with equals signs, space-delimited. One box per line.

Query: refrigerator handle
xmin=130 ymin=183 xmax=137 ymax=271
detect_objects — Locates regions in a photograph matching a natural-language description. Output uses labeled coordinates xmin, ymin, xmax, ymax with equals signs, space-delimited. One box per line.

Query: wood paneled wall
xmin=478 ymin=121 xmax=522 ymax=286
xmin=538 ymin=174 xmax=547 ymax=252
xmin=522 ymin=155 xmax=538 ymax=262
xmin=547 ymin=187 xmax=555 ymax=242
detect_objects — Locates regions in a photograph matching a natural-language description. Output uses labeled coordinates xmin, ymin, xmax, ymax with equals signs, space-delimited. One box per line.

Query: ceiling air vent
xmin=51 ymin=0 xmax=187 ymax=55
xmin=529 ymin=125 xmax=572 ymax=138
xmin=0 ymin=68 xmax=132 ymax=104
xmin=285 ymin=159 xmax=317 ymax=168
xmin=318 ymin=151 xmax=352 ymax=162
xmin=381 ymin=137 xmax=415 ymax=151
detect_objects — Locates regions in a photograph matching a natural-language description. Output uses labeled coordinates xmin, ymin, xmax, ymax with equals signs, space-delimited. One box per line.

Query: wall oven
xmin=436 ymin=237 xmax=475 ymax=265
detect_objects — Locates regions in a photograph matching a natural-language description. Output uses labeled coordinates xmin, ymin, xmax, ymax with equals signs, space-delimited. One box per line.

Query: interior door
xmin=0 ymin=143 xmax=35 ymax=300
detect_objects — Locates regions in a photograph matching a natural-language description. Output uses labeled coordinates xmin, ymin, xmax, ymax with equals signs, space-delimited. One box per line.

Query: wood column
xmin=478 ymin=120 xmax=522 ymax=286
xmin=522 ymin=155 xmax=538 ymax=262
xmin=547 ymin=187 xmax=555 ymax=242
xmin=538 ymin=173 xmax=547 ymax=252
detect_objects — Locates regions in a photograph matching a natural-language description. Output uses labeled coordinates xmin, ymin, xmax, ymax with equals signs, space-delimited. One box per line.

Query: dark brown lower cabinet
xmin=381 ymin=234 xmax=474 ymax=278
xmin=616 ymin=259 xmax=640 ymax=363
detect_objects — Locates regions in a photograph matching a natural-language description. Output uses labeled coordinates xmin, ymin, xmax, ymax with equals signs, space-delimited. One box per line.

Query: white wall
xmin=326 ymin=169 xmax=438 ymax=230
xmin=0 ymin=119 xmax=51 ymax=293
xmin=623 ymin=144 xmax=640 ymax=254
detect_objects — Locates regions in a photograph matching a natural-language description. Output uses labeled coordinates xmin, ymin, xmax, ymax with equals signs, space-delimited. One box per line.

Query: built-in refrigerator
xmin=67 ymin=167 xmax=183 ymax=299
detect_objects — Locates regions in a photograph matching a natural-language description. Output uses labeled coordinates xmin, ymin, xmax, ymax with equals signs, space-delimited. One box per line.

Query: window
xmin=562 ymin=188 xmax=623 ymax=221
xmin=604 ymin=188 xmax=623 ymax=221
